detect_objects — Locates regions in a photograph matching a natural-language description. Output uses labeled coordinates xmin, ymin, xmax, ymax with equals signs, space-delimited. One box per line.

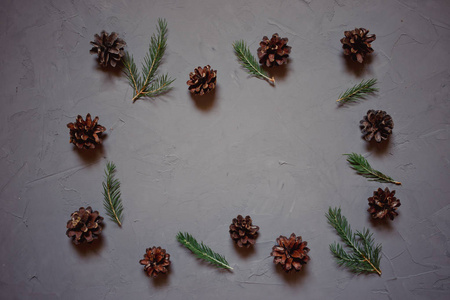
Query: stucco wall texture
xmin=1 ymin=0 xmax=449 ymax=299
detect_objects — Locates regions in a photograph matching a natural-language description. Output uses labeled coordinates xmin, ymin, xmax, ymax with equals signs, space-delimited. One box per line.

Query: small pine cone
xmin=368 ymin=187 xmax=401 ymax=220
xmin=360 ymin=109 xmax=394 ymax=142
xmin=66 ymin=207 xmax=104 ymax=245
xmin=229 ymin=215 xmax=260 ymax=248
xmin=271 ymin=233 xmax=310 ymax=273
xmin=67 ymin=114 xmax=106 ymax=149
xmin=341 ymin=28 xmax=376 ymax=63
xmin=140 ymin=247 xmax=171 ymax=278
xmin=187 ymin=65 xmax=217 ymax=96
xmin=257 ymin=33 xmax=291 ymax=67
xmin=90 ymin=31 xmax=126 ymax=67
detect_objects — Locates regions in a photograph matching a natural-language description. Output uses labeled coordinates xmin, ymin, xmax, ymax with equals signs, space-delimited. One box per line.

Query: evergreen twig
xmin=326 ymin=207 xmax=382 ymax=275
xmin=176 ymin=232 xmax=233 ymax=270
xmin=102 ymin=161 xmax=124 ymax=227
xmin=337 ymin=78 xmax=378 ymax=104
xmin=122 ymin=19 xmax=175 ymax=103
xmin=232 ymin=40 xmax=275 ymax=84
xmin=344 ymin=153 xmax=401 ymax=185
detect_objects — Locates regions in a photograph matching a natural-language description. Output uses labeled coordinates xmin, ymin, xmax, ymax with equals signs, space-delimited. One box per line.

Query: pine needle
xmin=344 ymin=153 xmax=401 ymax=185
xmin=102 ymin=161 xmax=124 ymax=227
xmin=176 ymin=232 xmax=233 ymax=270
xmin=232 ymin=40 xmax=275 ymax=84
xmin=337 ymin=78 xmax=378 ymax=104
xmin=122 ymin=18 xmax=175 ymax=103
xmin=326 ymin=207 xmax=382 ymax=275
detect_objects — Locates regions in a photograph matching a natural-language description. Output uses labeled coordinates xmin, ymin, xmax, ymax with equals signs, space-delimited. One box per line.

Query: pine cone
xmin=67 ymin=114 xmax=106 ymax=149
xmin=257 ymin=33 xmax=291 ymax=67
xmin=66 ymin=207 xmax=104 ymax=245
xmin=341 ymin=28 xmax=376 ymax=63
xmin=90 ymin=31 xmax=126 ymax=67
xmin=368 ymin=187 xmax=401 ymax=220
xmin=360 ymin=109 xmax=394 ymax=142
xmin=271 ymin=233 xmax=310 ymax=273
xmin=140 ymin=247 xmax=171 ymax=278
xmin=187 ymin=65 xmax=217 ymax=96
xmin=229 ymin=215 xmax=259 ymax=248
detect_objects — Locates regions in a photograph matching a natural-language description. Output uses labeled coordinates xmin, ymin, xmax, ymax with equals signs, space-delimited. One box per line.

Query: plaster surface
xmin=1 ymin=0 xmax=450 ymax=299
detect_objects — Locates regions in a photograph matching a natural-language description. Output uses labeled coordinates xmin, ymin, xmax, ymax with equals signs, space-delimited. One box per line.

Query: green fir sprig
xmin=232 ymin=40 xmax=275 ymax=84
xmin=176 ymin=232 xmax=233 ymax=270
xmin=344 ymin=153 xmax=401 ymax=185
xmin=337 ymin=78 xmax=378 ymax=104
xmin=102 ymin=161 xmax=124 ymax=227
xmin=122 ymin=19 xmax=175 ymax=103
xmin=326 ymin=207 xmax=382 ymax=275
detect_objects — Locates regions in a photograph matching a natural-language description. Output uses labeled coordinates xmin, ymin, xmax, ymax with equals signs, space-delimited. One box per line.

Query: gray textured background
xmin=1 ymin=0 xmax=450 ymax=299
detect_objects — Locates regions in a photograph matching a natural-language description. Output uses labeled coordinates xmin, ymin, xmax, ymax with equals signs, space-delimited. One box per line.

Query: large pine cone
xmin=90 ymin=31 xmax=126 ymax=67
xmin=341 ymin=28 xmax=376 ymax=63
xmin=187 ymin=65 xmax=217 ymax=96
xmin=66 ymin=207 xmax=104 ymax=245
xmin=67 ymin=114 xmax=106 ymax=149
xmin=229 ymin=215 xmax=259 ymax=248
xmin=360 ymin=109 xmax=394 ymax=142
xmin=140 ymin=247 xmax=171 ymax=278
xmin=271 ymin=233 xmax=310 ymax=273
xmin=257 ymin=33 xmax=291 ymax=67
xmin=368 ymin=187 xmax=401 ymax=220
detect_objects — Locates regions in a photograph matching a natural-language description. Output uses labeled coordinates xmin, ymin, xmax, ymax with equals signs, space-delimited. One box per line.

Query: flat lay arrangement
xmin=2 ymin=1 xmax=449 ymax=299
xmin=69 ymin=18 xmax=391 ymax=277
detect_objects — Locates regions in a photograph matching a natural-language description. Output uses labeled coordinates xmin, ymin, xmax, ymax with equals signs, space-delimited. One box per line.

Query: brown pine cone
xmin=229 ymin=215 xmax=259 ymax=248
xmin=66 ymin=207 xmax=104 ymax=245
xmin=360 ymin=109 xmax=394 ymax=142
xmin=368 ymin=187 xmax=401 ymax=220
xmin=139 ymin=247 xmax=171 ymax=278
xmin=341 ymin=28 xmax=376 ymax=63
xmin=187 ymin=65 xmax=217 ymax=96
xmin=257 ymin=33 xmax=291 ymax=67
xmin=271 ymin=233 xmax=310 ymax=273
xmin=67 ymin=114 xmax=106 ymax=149
xmin=90 ymin=31 xmax=126 ymax=67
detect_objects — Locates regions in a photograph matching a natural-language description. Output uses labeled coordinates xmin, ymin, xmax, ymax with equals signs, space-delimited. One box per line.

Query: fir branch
xmin=122 ymin=52 xmax=140 ymax=96
xmin=122 ymin=19 xmax=174 ymax=103
xmin=143 ymin=74 xmax=175 ymax=97
xmin=102 ymin=161 xmax=124 ymax=227
xmin=337 ymin=78 xmax=378 ymax=104
xmin=344 ymin=153 xmax=401 ymax=185
xmin=176 ymin=232 xmax=233 ymax=270
xmin=232 ymin=40 xmax=275 ymax=84
xmin=326 ymin=207 xmax=382 ymax=275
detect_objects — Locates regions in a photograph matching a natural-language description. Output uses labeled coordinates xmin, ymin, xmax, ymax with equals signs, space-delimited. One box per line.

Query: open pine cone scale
xmin=229 ymin=215 xmax=259 ymax=247
xmin=90 ymin=31 xmax=126 ymax=67
xmin=140 ymin=247 xmax=171 ymax=278
xmin=187 ymin=65 xmax=217 ymax=95
xmin=66 ymin=206 xmax=104 ymax=244
xmin=341 ymin=28 xmax=376 ymax=63
xmin=368 ymin=187 xmax=401 ymax=220
xmin=67 ymin=114 xmax=106 ymax=149
xmin=257 ymin=33 xmax=291 ymax=67
xmin=271 ymin=233 xmax=310 ymax=272
xmin=360 ymin=110 xmax=393 ymax=142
